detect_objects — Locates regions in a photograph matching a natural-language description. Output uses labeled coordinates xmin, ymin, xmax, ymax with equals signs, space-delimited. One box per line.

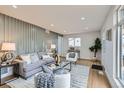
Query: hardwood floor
xmin=88 ymin=69 xmax=111 ymax=88
xmin=0 ymin=59 xmax=111 ymax=88
xmin=0 ymin=84 xmax=11 ymax=88
xmin=77 ymin=59 xmax=111 ymax=88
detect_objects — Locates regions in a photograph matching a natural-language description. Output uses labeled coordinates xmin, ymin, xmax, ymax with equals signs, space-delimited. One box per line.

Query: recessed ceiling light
xmin=12 ymin=5 xmax=17 ymax=8
xmin=64 ymin=30 xmax=66 ymax=32
xmin=50 ymin=24 xmax=54 ymax=27
xmin=81 ymin=17 xmax=85 ymax=21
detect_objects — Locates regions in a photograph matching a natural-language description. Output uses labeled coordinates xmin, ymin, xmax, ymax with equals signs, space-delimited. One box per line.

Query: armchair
xmin=64 ymin=52 xmax=78 ymax=71
xmin=66 ymin=52 xmax=78 ymax=64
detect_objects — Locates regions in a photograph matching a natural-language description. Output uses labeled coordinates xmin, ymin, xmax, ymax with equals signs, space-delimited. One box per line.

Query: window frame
xmin=68 ymin=37 xmax=81 ymax=47
xmin=115 ymin=5 xmax=124 ymax=87
xmin=75 ymin=38 xmax=81 ymax=47
xmin=68 ymin=38 xmax=75 ymax=47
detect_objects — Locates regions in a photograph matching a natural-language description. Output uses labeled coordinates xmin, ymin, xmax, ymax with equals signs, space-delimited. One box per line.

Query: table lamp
xmin=1 ymin=42 xmax=16 ymax=63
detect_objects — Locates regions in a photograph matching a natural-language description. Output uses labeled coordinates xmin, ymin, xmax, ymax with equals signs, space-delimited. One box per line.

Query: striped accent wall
xmin=0 ymin=13 xmax=60 ymax=54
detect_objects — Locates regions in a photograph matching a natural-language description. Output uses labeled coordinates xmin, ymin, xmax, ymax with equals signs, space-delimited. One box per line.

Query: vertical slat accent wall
xmin=0 ymin=14 xmax=4 ymax=44
xmin=0 ymin=13 xmax=60 ymax=54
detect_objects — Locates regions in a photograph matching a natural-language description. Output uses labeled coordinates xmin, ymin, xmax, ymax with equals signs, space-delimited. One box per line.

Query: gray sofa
xmin=18 ymin=52 xmax=55 ymax=79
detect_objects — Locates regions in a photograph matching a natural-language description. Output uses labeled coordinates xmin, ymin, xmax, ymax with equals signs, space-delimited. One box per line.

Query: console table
xmin=0 ymin=61 xmax=19 ymax=86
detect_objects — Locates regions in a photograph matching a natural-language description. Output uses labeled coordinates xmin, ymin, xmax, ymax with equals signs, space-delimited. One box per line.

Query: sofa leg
xmin=19 ymin=76 xmax=28 ymax=80
xmin=24 ymin=77 xmax=28 ymax=80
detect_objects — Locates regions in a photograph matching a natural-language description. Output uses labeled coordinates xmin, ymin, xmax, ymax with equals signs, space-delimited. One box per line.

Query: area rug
xmin=7 ymin=64 xmax=89 ymax=88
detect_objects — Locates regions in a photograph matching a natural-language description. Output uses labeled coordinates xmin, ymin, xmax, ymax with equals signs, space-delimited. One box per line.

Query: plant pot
xmin=92 ymin=57 xmax=97 ymax=63
xmin=98 ymin=71 xmax=104 ymax=75
xmin=92 ymin=57 xmax=97 ymax=60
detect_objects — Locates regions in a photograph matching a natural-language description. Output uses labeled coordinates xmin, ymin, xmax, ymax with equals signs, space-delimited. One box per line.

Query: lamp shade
xmin=1 ymin=43 xmax=16 ymax=51
xmin=51 ymin=44 xmax=56 ymax=49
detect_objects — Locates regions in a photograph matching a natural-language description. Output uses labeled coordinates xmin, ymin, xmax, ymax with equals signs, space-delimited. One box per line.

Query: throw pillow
xmin=69 ymin=52 xmax=75 ymax=58
xmin=30 ymin=53 xmax=39 ymax=63
xmin=42 ymin=55 xmax=51 ymax=59
xmin=20 ymin=54 xmax=32 ymax=64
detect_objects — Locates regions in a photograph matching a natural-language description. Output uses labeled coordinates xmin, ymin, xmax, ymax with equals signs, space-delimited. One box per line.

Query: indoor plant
xmin=89 ymin=38 xmax=101 ymax=59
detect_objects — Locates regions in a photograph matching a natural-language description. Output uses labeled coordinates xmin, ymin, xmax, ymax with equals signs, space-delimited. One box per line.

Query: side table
xmin=0 ymin=61 xmax=19 ymax=86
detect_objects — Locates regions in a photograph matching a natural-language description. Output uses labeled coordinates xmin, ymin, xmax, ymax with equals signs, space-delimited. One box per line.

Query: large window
xmin=68 ymin=38 xmax=81 ymax=47
xmin=117 ymin=24 xmax=124 ymax=82
xmin=68 ymin=38 xmax=75 ymax=47
xmin=116 ymin=6 xmax=124 ymax=85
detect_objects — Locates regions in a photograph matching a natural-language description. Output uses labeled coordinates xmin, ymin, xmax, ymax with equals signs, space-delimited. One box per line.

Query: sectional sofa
xmin=18 ymin=52 xmax=55 ymax=79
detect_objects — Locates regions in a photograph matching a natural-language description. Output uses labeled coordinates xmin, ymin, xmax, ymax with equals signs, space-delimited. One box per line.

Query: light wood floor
xmin=0 ymin=59 xmax=111 ymax=88
xmin=77 ymin=59 xmax=111 ymax=88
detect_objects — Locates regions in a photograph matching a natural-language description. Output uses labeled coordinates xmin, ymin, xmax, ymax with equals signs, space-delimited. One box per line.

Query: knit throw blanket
xmin=35 ymin=72 xmax=55 ymax=88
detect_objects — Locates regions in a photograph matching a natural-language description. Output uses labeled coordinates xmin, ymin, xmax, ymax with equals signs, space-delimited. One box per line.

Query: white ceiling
xmin=0 ymin=5 xmax=112 ymax=35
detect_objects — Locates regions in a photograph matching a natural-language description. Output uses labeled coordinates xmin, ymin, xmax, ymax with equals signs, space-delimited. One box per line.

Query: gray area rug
xmin=7 ymin=64 xmax=89 ymax=88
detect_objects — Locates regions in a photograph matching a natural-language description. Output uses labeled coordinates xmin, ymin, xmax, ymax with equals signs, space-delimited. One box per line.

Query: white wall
xmin=101 ymin=6 xmax=118 ymax=87
xmin=63 ymin=31 xmax=101 ymax=60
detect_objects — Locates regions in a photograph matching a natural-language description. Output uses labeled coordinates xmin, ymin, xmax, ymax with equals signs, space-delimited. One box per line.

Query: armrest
xmin=14 ymin=59 xmax=25 ymax=63
xmin=14 ymin=59 xmax=27 ymax=66
xmin=15 ymin=59 xmax=27 ymax=77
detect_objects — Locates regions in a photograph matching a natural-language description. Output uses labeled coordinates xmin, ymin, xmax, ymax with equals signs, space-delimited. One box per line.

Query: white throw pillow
xmin=20 ymin=54 xmax=32 ymax=64
xmin=42 ymin=55 xmax=51 ymax=59
xmin=30 ymin=54 xmax=39 ymax=63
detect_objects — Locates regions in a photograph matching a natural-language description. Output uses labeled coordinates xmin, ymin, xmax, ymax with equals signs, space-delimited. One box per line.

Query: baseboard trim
xmin=79 ymin=58 xmax=101 ymax=63
xmin=79 ymin=58 xmax=92 ymax=61
xmin=60 ymin=56 xmax=101 ymax=64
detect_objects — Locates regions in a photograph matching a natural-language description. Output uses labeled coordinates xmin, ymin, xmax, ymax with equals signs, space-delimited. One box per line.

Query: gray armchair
xmin=66 ymin=52 xmax=78 ymax=64
xmin=62 ymin=52 xmax=78 ymax=71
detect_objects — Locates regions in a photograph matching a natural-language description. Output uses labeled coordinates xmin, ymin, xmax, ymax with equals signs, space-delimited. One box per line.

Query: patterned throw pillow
xmin=69 ymin=52 xmax=75 ymax=58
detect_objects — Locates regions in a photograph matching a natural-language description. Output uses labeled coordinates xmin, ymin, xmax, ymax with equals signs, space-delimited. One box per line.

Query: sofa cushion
xmin=42 ymin=58 xmax=55 ymax=63
xmin=23 ymin=61 xmax=42 ymax=72
xmin=39 ymin=60 xmax=46 ymax=64
xmin=25 ymin=68 xmax=42 ymax=78
xmin=30 ymin=53 xmax=39 ymax=63
xmin=20 ymin=54 xmax=32 ymax=64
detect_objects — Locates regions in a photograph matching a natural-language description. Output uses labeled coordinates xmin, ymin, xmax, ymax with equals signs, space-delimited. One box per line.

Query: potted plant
xmin=89 ymin=38 xmax=101 ymax=60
